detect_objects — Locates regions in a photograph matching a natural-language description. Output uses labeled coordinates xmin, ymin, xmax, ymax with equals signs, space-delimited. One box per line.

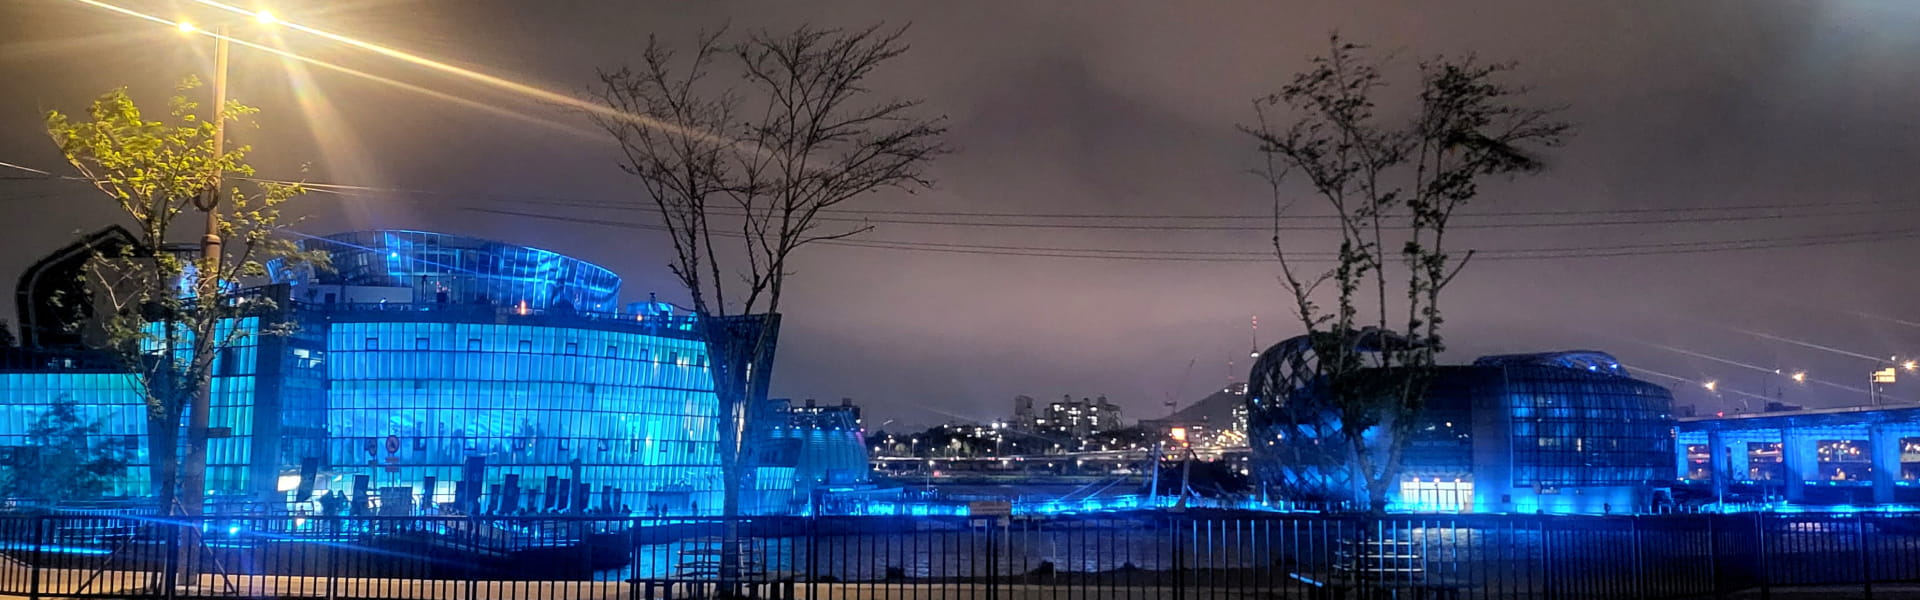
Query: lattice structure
xmin=1245 ymin=329 xmax=1410 ymax=504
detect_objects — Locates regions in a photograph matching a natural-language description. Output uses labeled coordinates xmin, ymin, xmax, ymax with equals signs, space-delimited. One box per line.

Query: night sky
xmin=2 ymin=1 xmax=1918 ymax=427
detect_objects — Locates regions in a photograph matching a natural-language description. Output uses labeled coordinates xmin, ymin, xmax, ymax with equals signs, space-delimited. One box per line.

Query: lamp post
xmin=178 ymin=20 xmax=229 ymax=523
xmin=175 ymin=0 xmax=280 ymax=526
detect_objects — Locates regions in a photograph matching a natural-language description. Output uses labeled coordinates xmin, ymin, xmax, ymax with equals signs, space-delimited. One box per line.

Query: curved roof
xmin=275 ymin=230 xmax=622 ymax=311
xmin=1472 ymin=351 xmax=1630 ymax=378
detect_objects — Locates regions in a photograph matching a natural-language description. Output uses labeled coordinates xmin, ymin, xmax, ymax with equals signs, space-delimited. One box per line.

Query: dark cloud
xmin=3 ymin=1 xmax=1919 ymax=426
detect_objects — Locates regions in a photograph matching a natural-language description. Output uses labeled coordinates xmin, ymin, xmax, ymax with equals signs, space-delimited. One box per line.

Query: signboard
xmin=1874 ymin=368 xmax=1897 ymax=384
xmin=967 ymin=500 xmax=1012 ymax=517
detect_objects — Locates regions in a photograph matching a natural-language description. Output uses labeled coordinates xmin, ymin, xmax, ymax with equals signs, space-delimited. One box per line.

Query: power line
xmin=295 ymin=180 xmax=1920 ymax=229
xmin=11 ymin=166 xmax=1918 ymax=230
xmin=290 ymin=180 xmax=1916 ymax=221
xmin=466 ymin=207 xmax=1920 ymax=263
xmin=11 ymin=164 xmax=1920 ymax=261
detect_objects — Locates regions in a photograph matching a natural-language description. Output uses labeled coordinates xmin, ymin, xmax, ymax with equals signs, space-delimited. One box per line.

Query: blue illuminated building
xmin=1247 ymin=335 xmax=1676 ymax=514
xmin=0 ymin=350 xmax=150 ymax=498
xmin=756 ymin=398 xmax=873 ymax=514
xmin=2 ymin=229 xmax=797 ymax=515
xmin=1676 ymin=405 xmax=1920 ymax=508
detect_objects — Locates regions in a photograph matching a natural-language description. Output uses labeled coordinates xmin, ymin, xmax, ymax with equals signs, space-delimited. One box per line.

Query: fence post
xmin=1171 ymin=515 xmax=1184 ymax=600
xmin=163 ymin=515 xmax=180 ymax=600
xmin=29 ymin=516 xmax=43 ymax=600
xmin=806 ymin=514 xmax=819 ymax=600
xmin=1630 ymin=516 xmax=1646 ymax=599
xmin=1858 ymin=513 xmax=1872 ymax=600
xmin=1539 ymin=516 xmax=1554 ymax=600
xmin=627 ymin=517 xmax=640 ymax=600
xmin=325 ymin=519 xmax=338 ymax=600
xmin=1755 ymin=512 xmax=1769 ymax=600
xmin=985 ymin=518 xmax=999 ymax=600
xmin=467 ymin=515 xmax=481 ymax=600
xmin=1708 ymin=514 xmax=1722 ymax=600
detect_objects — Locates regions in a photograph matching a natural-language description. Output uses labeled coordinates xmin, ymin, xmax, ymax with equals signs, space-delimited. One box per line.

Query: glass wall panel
xmin=325 ymin=320 xmax=724 ymax=513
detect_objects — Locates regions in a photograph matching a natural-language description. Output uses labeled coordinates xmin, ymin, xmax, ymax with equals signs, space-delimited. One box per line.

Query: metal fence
xmin=0 ymin=510 xmax=1911 ymax=599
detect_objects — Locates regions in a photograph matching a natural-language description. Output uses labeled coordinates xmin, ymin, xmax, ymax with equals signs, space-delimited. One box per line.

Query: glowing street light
xmin=177 ymin=20 xmax=196 ymax=33
xmin=1791 ymin=371 xmax=1807 ymax=384
xmin=1904 ymin=360 xmax=1917 ymax=372
xmin=254 ymin=9 xmax=276 ymax=25
xmin=1703 ymin=381 xmax=1718 ymax=392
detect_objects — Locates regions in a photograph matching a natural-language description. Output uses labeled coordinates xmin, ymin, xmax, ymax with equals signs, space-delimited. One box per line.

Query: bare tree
xmin=587 ymin=21 xmax=944 ymax=551
xmin=1244 ymin=35 xmax=1568 ymax=511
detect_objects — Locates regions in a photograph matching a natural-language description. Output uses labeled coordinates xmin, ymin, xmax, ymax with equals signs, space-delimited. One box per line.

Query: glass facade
xmin=0 ymin=366 xmax=150 ymax=496
xmin=1501 ymin=365 xmax=1675 ymax=487
xmin=323 ymin=320 xmax=721 ymax=511
xmin=3 ymin=230 xmax=761 ymax=514
xmin=274 ymin=230 xmax=622 ymax=312
xmin=1246 ymin=340 xmax=1676 ymax=510
xmin=142 ymin=316 xmax=271 ymax=495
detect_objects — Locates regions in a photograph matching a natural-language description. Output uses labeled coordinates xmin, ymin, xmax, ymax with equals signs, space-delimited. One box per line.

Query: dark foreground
xmin=0 ymin=510 xmax=1911 ymax=599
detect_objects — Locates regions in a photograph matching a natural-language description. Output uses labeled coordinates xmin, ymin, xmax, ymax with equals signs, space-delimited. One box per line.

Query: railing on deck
xmin=0 ymin=511 xmax=1910 ymax=599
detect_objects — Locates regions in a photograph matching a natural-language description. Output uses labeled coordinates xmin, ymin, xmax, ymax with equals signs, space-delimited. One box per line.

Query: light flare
xmin=63 ymin=0 xmax=601 ymax=139
xmin=1733 ymin=328 xmax=1888 ymax=363
xmin=187 ymin=0 xmax=741 ymax=149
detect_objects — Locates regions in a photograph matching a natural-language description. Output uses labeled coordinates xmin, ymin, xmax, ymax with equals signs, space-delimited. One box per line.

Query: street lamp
xmin=1791 ymin=371 xmax=1807 ymax=384
xmin=174 ymin=9 xmax=276 ymax=521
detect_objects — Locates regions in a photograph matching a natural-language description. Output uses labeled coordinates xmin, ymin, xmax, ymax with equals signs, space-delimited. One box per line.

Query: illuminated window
xmin=1817 ymin=439 xmax=1870 ymax=482
xmin=415 ymin=337 xmax=429 ymax=351
xmin=1747 ymin=442 xmax=1783 ymax=481
xmin=1903 ymin=438 xmax=1920 ymax=481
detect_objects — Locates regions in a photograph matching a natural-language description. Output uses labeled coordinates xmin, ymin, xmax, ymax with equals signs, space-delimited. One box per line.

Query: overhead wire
xmin=7 ymin=164 xmax=1920 ymax=262
xmin=284 ymin=180 xmax=1920 ymax=229
xmin=464 ymin=207 xmax=1920 ymax=264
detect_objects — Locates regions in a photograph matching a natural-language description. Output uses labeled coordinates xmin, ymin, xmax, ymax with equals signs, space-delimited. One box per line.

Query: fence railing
xmin=0 ymin=510 xmax=1910 ymax=599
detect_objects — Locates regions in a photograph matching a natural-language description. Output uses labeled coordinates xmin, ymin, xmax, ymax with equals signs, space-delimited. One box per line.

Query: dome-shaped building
xmin=1247 ymin=333 xmax=1675 ymax=514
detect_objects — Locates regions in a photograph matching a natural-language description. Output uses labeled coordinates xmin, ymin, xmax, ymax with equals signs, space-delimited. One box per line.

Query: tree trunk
xmin=177 ymin=339 xmax=213 ymax=587
xmin=698 ymin=314 xmax=780 ymax=596
xmin=147 ymin=407 xmax=179 ymax=515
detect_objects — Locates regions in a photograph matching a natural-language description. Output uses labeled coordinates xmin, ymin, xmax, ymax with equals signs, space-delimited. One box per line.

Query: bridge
xmin=870 ymin=446 xmax=1250 ymax=478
